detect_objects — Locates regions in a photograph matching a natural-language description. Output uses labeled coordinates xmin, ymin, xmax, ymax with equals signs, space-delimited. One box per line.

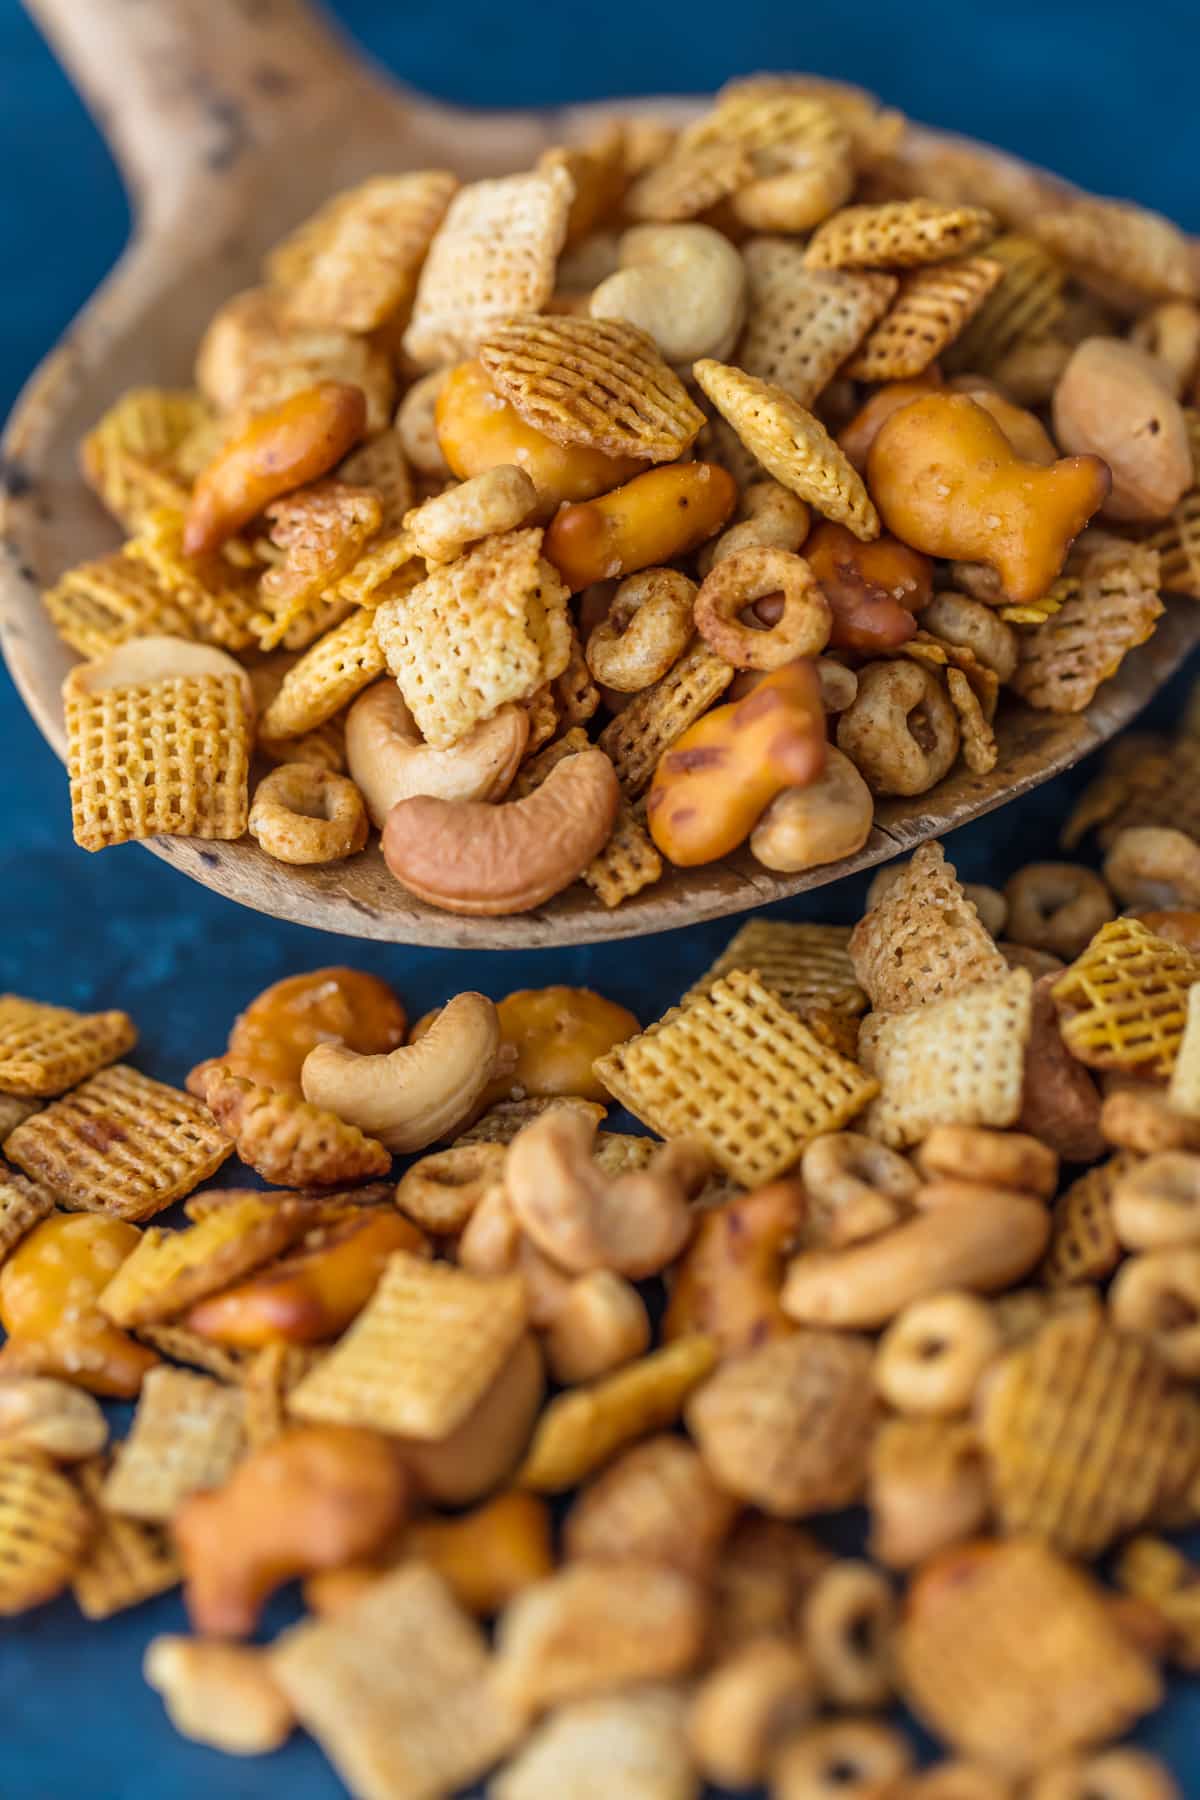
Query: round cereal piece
xmin=394 ymin=1143 xmax=508 ymax=1235
xmin=694 ymin=547 xmax=832 ymax=670
xmin=1112 ymin=1151 xmax=1200 ymax=1250
xmin=874 ymin=1290 xmax=1004 ymax=1416
xmin=799 ymin=1130 xmax=918 ymax=1249
xmin=921 ymin=591 xmax=1019 ymax=682
xmin=248 ymin=764 xmax=369 ymax=865
xmin=801 ymin=1560 xmax=897 ymax=1709
xmin=1003 ymin=863 xmax=1116 ymax=961
xmin=585 ymin=568 xmax=695 ymax=692
xmin=1104 ymin=826 xmax=1200 ymax=911
xmin=770 ymin=1717 xmax=912 ymax=1800
xmin=1109 ymin=1248 xmax=1200 ymax=1377
xmin=836 ymin=659 xmax=960 ymax=796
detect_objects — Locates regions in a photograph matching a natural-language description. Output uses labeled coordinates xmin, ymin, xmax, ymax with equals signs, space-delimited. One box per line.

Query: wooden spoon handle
xmin=23 ymin=0 xmax=384 ymax=223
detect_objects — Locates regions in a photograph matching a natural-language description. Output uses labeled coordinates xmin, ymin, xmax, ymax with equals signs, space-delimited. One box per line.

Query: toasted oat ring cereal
xmin=1026 ymin=1748 xmax=1181 ymax=1800
xmin=693 ymin=547 xmax=832 ymax=671
xmin=585 ymin=568 xmax=696 ymax=692
xmin=248 ymin=764 xmax=369 ymax=866
xmin=1112 ymin=1152 xmax=1200 ymax=1250
xmin=1004 ymin=863 xmax=1116 ymax=961
xmin=1109 ymin=1249 xmax=1200 ymax=1376
xmin=874 ymin=1291 xmax=1003 ymax=1416
xmin=771 ymin=1717 xmax=912 ymax=1799
xmin=1104 ymin=827 xmax=1200 ymax=910
xmin=914 ymin=1125 xmax=1059 ymax=1198
xmin=802 ymin=1560 xmax=896 ymax=1709
xmin=836 ymin=659 xmax=959 ymax=796
xmin=799 ymin=1131 xmax=918 ymax=1249
xmin=394 ymin=1143 xmax=508 ymax=1235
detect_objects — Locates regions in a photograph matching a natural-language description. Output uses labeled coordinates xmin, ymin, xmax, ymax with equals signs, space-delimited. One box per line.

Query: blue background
xmin=2 ymin=1 xmax=1199 ymax=1794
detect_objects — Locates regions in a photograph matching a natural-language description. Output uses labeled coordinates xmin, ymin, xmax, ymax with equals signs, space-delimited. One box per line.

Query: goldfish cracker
xmin=946 ymin=375 xmax=1057 ymax=464
xmin=804 ymin=520 xmax=931 ymax=655
xmin=0 ymin=1214 xmax=158 ymax=1398
xmin=647 ymin=659 xmax=827 ymax=866
xmin=435 ymin=359 xmax=641 ymax=513
xmin=543 ymin=462 xmax=737 ymax=593
xmin=837 ymin=374 xmax=943 ymax=472
xmin=867 ymin=393 xmax=1110 ymax=604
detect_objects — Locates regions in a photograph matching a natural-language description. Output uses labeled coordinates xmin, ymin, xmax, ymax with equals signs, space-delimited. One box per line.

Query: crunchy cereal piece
xmin=1170 ymin=981 xmax=1200 ymax=1117
xmin=898 ymin=1538 xmax=1162 ymax=1773
xmin=581 ymin=798 xmax=663 ymax=909
xmin=553 ymin=626 xmax=601 ymax=730
xmin=1009 ymin=538 xmax=1163 ymax=714
xmin=202 ymin=1070 xmax=390 ymax=1188
xmin=71 ymin=1455 xmax=180 ymax=1619
xmin=492 ymin=1687 xmax=693 ymax=1800
xmin=6 ymin=1065 xmax=230 ymax=1222
xmin=338 ymin=430 xmax=415 ymax=533
xmin=597 ymin=640 xmax=733 ymax=797
xmin=1141 ymin=411 xmax=1200 ymax=597
xmin=144 ymin=1635 xmax=296 ymax=1755
xmin=0 ymin=1172 xmax=56 ymax=1267
xmin=404 ymin=165 xmax=574 ymax=366
xmin=946 ymin=666 xmax=998 ymax=774
xmin=979 ymin=1310 xmax=1200 ymax=1556
xmin=287 ymin=1252 xmax=526 ymax=1440
xmin=97 ymin=1193 xmax=309 ymax=1328
xmin=240 ymin=1343 xmax=324 ymax=1450
xmin=624 ymin=139 xmax=753 ymax=223
xmin=844 ymin=255 xmax=1004 ymax=382
xmin=520 ymin=684 xmax=560 ymax=758
xmin=518 ymin=1336 xmax=715 ymax=1492
xmin=708 ymin=1515 xmax=833 ymax=1655
xmin=455 ymin=1097 xmax=608 ymax=1147
xmin=43 ymin=553 xmax=196 ymax=660
xmin=374 ymin=528 xmax=570 ymax=749
xmin=278 ymin=171 xmax=458 ymax=332
xmin=480 ymin=315 xmax=704 ymax=462
xmin=1051 ymin=916 xmax=1200 ymax=1077
xmin=102 ymin=1368 xmax=245 ymax=1523
xmin=596 ymin=970 xmax=876 ymax=1187
xmin=693 ymin=360 xmax=879 ymax=538
xmin=1093 ymin=732 xmax=1200 ymax=847
xmin=772 ymin=1720 xmax=912 ymax=1798
xmin=65 ymin=669 xmax=250 ymax=853
xmin=738 ymin=240 xmax=896 ymax=404
xmin=272 ymin=1562 xmax=522 ymax=1794
xmin=0 ymin=995 xmax=136 ymax=1098
xmin=687 ymin=919 xmax=865 ymax=1016
xmin=509 ymin=726 xmax=590 ymax=800
xmin=563 ymin=1434 xmax=736 ymax=1578
xmin=1116 ymin=1536 xmax=1200 ymax=1672
xmin=687 ymin=1329 xmax=875 ymax=1517
xmin=135 ymin=1324 xmax=252 ymax=1386
xmin=253 ymin=482 xmax=382 ymax=651
xmin=1040 ymin=1154 xmax=1133 ymax=1286
xmin=945 ymin=232 xmax=1067 ymax=372
xmin=988 ymin=1284 xmax=1102 ymax=1347
xmin=80 ymin=387 xmax=211 ymax=531
xmin=258 ymin=609 xmax=385 ymax=741
xmin=1034 ymin=198 xmax=1197 ymax=303
xmin=125 ymin=507 xmax=261 ymax=650
xmin=859 ymin=967 xmax=1034 ymax=1148
xmin=0 ymin=1447 xmax=94 ymax=1615
xmin=806 ymin=199 xmax=996 ymax=270
xmin=849 ymin=842 xmax=1008 ymax=1014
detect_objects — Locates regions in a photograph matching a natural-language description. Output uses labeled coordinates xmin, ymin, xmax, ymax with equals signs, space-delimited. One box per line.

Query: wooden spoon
xmin=3 ymin=0 xmax=1197 ymax=947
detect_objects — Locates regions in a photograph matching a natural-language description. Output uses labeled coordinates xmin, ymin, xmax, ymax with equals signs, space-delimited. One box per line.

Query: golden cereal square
xmin=286 ymin=1252 xmax=528 ymax=1440
xmin=1051 ymin=916 xmax=1200 ymax=1077
xmin=279 ymin=172 xmax=459 ymax=332
xmin=134 ymin=1324 xmax=252 ymax=1387
xmin=686 ymin=919 xmax=865 ymax=1016
xmin=0 ymin=1449 xmax=94 ymax=1616
xmin=125 ymin=506 xmax=262 ymax=651
xmin=374 ymin=528 xmax=571 ymax=749
xmin=582 ymin=800 xmax=663 ymax=909
xmin=739 ymin=241 xmax=897 ymax=404
xmin=842 ymin=255 xmax=1004 ymax=382
xmin=101 ymin=1368 xmax=245 ymax=1523
xmin=0 ymin=995 xmax=137 ymax=1097
xmin=65 ymin=672 xmax=250 ymax=853
xmin=80 ymin=387 xmax=210 ymax=532
xmin=43 ymin=553 xmax=197 ymax=660
xmin=98 ymin=1193 xmax=307 ymax=1328
xmin=258 ymin=609 xmax=385 ymax=741
xmin=252 ymin=482 xmax=383 ymax=652
xmin=804 ymin=199 xmax=996 ymax=270
xmin=6 ymin=1064 xmax=231 ymax=1222
xmin=945 ymin=233 xmax=1067 ymax=374
xmin=597 ymin=641 xmax=733 ymax=798
xmin=593 ymin=969 xmax=878 ymax=1187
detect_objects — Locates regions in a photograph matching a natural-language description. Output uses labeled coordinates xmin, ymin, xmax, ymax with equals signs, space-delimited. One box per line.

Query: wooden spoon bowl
xmin=3 ymin=0 xmax=1198 ymax=946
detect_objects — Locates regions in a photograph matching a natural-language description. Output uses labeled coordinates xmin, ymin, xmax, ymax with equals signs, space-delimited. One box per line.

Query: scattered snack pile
xmin=10 ymin=701 xmax=1200 ymax=1793
xmin=46 ymin=75 xmax=1200 ymax=912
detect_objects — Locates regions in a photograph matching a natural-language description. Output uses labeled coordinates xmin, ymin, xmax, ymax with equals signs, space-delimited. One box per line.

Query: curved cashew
xmin=381 ymin=748 xmax=620 ymax=916
xmin=781 ymin=1194 xmax=1050 ymax=1330
xmin=506 ymin=1108 xmax=706 ymax=1278
xmin=301 ymin=991 xmax=504 ymax=1153
xmin=590 ymin=223 xmax=747 ymax=367
xmin=346 ymin=683 xmax=528 ymax=827
xmin=403 ymin=464 xmax=538 ymax=563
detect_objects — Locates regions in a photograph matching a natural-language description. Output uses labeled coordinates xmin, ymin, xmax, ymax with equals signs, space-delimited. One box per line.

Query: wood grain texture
xmin=4 ymin=0 xmax=1199 ymax=945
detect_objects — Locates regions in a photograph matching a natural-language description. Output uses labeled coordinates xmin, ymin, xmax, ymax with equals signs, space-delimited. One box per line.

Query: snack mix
xmin=48 ymin=75 xmax=1200 ymax=913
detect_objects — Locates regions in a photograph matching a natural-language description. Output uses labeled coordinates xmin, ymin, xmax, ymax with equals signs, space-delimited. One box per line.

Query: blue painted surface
xmin=1 ymin=0 xmax=1198 ymax=1793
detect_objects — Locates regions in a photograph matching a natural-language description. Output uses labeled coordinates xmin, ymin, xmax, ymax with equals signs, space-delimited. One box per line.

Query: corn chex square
xmin=0 ymin=1171 xmax=57 ymax=1266
xmin=286 ymin=1252 xmax=528 ymax=1440
xmin=374 ymin=528 xmax=571 ymax=749
xmin=944 ymin=232 xmax=1067 ymax=374
xmin=258 ymin=608 xmax=385 ymax=741
xmin=849 ymin=841 xmax=1008 ymax=1013
xmin=279 ymin=171 xmax=459 ymax=332
xmin=858 ymin=966 xmax=1034 ymax=1148
xmin=126 ymin=506 xmax=262 ymax=651
xmin=842 ymin=255 xmax=1004 ymax=382
xmin=43 ymin=553 xmax=197 ymax=661
xmin=80 ymin=387 xmax=210 ymax=532
xmin=272 ymin=1563 xmax=522 ymax=1800
xmin=581 ymin=799 xmax=663 ymax=909
xmin=1051 ymin=916 xmax=1200 ymax=1078
xmin=597 ymin=641 xmax=733 ymax=797
xmin=686 ymin=919 xmax=865 ymax=1016
xmin=738 ymin=240 xmax=897 ymax=404
xmin=71 ymin=1456 xmax=181 ymax=1619
xmin=0 ymin=995 xmax=137 ymax=1098
xmin=804 ymin=199 xmax=996 ymax=271
xmin=593 ymin=969 xmax=878 ymax=1187
xmin=0 ymin=1448 xmax=94 ymax=1616
xmin=6 ymin=1064 xmax=231 ymax=1222
xmin=65 ymin=669 xmax=250 ymax=853
xmin=101 ymin=1368 xmax=245 ymax=1523
xmin=1009 ymin=538 xmax=1163 ymax=714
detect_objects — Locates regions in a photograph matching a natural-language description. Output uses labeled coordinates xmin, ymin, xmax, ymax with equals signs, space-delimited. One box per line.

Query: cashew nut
xmin=749 ymin=745 xmax=875 ymax=875
xmin=403 ymin=464 xmax=538 ymax=563
xmin=505 ymin=1108 xmax=706 ymax=1278
xmin=381 ymin=748 xmax=621 ymax=916
xmin=345 ymin=682 xmax=528 ymax=827
xmin=1053 ymin=336 xmax=1194 ymax=522
xmin=542 ymin=1269 xmax=652 ymax=1384
xmin=301 ymin=990 xmax=505 ymax=1153
xmin=590 ymin=223 xmax=747 ymax=366
xmin=144 ymin=1637 xmax=295 ymax=1756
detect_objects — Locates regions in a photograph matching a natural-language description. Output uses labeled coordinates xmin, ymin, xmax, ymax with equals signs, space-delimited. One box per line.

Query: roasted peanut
xmin=345 ymin=682 xmax=528 ymax=827
xmin=543 ymin=461 xmax=737 ymax=592
xmin=0 ymin=1376 xmax=108 ymax=1460
xmin=0 ymin=1215 xmax=157 ymax=1398
xmin=144 ymin=1638 xmax=295 ymax=1756
xmin=1004 ymin=862 xmax=1115 ymax=961
xmin=184 ymin=1211 xmax=429 ymax=1348
xmin=868 ymin=393 xmax=1110 ymax=603
xmin=799 ymin=1131 xmax=919 ymax=1250
xmin=749 ymin=745 xmax=874 ymax=874
xmin=383 ymin=747 xmax=620 ymax=915
xmin=435 ymin=359 xmax=641 ymax=511
xmin=585 ymin=568 xmax=695 ymax=691
xmin=1053 ymin=337 xmax=1194 ymax=522
xmin=183 ymin=381 xmax=367 ymax=556
xmin=805 ymin=520 xmax=931 ymax=654
xmin=204 ymin=968 xmax=408 ymax=1101
xmin=836 ymin=660 xmax=959 ymax=797
xmin=403 ymin=1489 xmax=555 ymax=1616
xmin=837 ymin=374 xmax=943 ymax=472
xmin=403 ymin=464 xmax=538 ymax=562
xmin=663 ymin=1179 xmax=806 ymax=1356
xmin=648 ymin=659 xmax=827 ymax=866
xmin=176 ymin=1424 xmax=412 ymax=1637
xmin=698 ymin=479 xmax=811 ymax=573
xmin=694 ymin=547 xmax=833 ymax=669
xmin=1104 ymin=826 xmax=1200 ymax=909
xmin=874 ymin=1290 xmax=1004 ymax=1415
xmin=590 ymin=223 xmax=747 ymax=365
xmin=947 ymin=375 xmax=1058 ymax=464
xmin=688 ymin=1638 xmax=819 ymax=1790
